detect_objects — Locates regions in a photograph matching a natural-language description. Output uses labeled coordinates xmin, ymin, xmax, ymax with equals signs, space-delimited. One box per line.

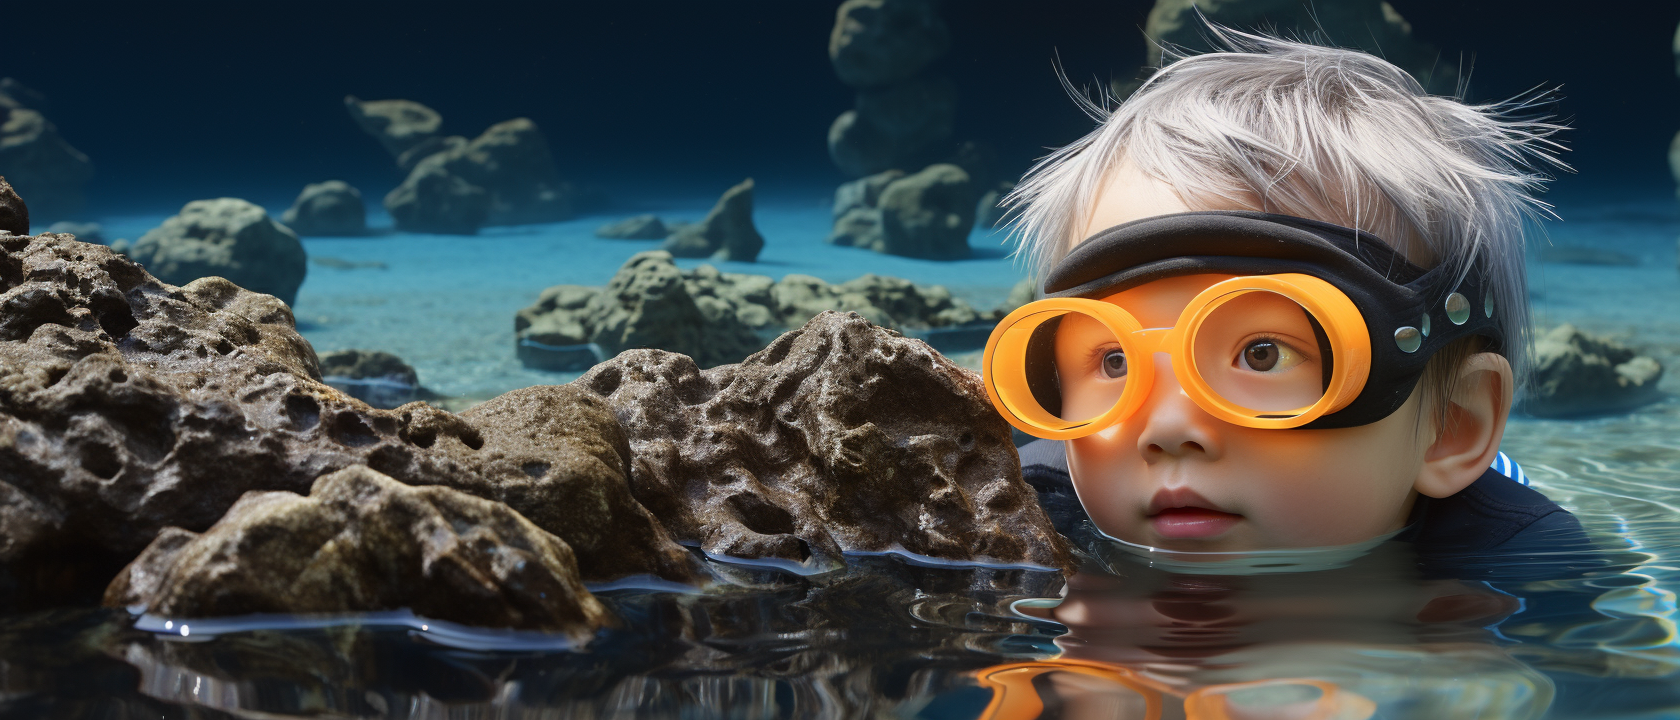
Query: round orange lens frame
xmin=982 ymin=274 xmax=1371 ymax=439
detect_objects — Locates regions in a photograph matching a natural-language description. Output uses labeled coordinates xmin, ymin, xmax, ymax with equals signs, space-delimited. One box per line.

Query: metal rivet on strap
xmin=1395 ymin=326 xmax=1422 ymax=353
xmin=1445 ymin=293 xmax=1470 ymax=325
xmin=1419 ymin=313 xmax=1431 ymax=337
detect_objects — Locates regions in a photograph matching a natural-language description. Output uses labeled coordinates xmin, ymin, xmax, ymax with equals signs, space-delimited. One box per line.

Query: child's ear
xmin=1415 ymin=352 xmax=1514 ymax=499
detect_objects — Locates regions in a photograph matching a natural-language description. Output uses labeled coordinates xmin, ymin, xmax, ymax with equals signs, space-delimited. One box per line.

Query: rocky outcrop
xmin=0 ymin=234 xmax=698 ymax=609
xmin=662 ymin=179 xmax=764 ymax=262
xmin=596 ymin=214 xmax=669 ymax=240
xmin=1524 ymin=324 xmax=1665 ymax=417
xmin=383 ymin=157 xmax=492 ymax=235
xmin=281 ymin=181 xmax=367 ymax=236
xmin=0 ymin=80 xmax=93 ymax=221
xmin=318 ymin=349 xmax=434 ymax=409
xmin=1128 ymin=0 xmax=1460 ymax=98
xmin=516 ymin=251 xmax=991 ymax=370
xmin=105 ymin=466 xmax=613 ymax=637
xmin=351 ymin=99 xmax=587 ymax=232
xmin=344 ymin=96 xmax=443 ymax=165
xmin=0 ymin=175 xmax=24 ymax=235
xmin=576 ymin=311 xmax=1072 ymax=572
xmin=114 ymin=198 xmax=309 ymax=306
xmin=826 ymin=0 xmax=957 ymax=178
xmin=830 ymin=164 xmax=974 ymax=258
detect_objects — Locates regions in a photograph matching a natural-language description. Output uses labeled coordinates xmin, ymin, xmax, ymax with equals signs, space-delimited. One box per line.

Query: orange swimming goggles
xmin=975 ymin=659 xmax=1376 ymax=720
xmin=984 ymin=211 xmax=1506 ymax=438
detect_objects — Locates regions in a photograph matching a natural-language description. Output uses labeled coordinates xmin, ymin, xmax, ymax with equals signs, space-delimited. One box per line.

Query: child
xmin=983 ymin=28 xmax=1587 ymax=557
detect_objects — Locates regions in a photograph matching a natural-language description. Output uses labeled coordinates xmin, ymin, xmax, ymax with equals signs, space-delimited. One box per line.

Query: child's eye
xmin=1235 ymin=338 xmax=1305 ymax=373
xmin=1100 ymin=348 xmax=1127 ymax=379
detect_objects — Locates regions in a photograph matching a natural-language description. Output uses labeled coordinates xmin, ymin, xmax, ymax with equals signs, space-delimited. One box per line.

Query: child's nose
xmin=1134 ymin=351 xmax=1223 ymax=460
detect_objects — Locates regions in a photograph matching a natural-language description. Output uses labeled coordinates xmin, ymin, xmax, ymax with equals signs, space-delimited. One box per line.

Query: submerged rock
xmin=105 ymin=465 xmax=613 ymax=636
xmin=282 ymin=180 xmax=367 ymax=237
xmin=45 ymin=221 xmax=101 ymax=243
xmin=117 ymin=198 xmax=308 ymax=306
xmin=596 ymin=214 xmax=669 ymax=240
xmin=0 ymin=80 xmax=93 ymax=221
xmin=831 ymin=164 xmax=974 ymax=258
xmin=0 ymin=175 xmax=25 ymax=236
xmin=318 ymin=348 xmax=433 ymax=409
xmin=0 ymin=234 xmax=698 ymax=608
xmin=662 ymin=179 xmax=764 ymax=262
xmin=383 ymin=156 xmax=492 ymax=235
xmin=343 ymin=96 xmax=443 ymax=162
xmin=515 ymin=251 xmax=991 ymax=370
xmin=1524 ymin=324 xmax=1664 ymax=417
xmin=829 ymin=0 xmax=950 ymax=89
xmin=576 ymin=311 xmax=1072 ymax=572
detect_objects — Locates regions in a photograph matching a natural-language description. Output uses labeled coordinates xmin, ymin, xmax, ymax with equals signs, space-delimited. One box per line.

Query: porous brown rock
xmin=596 ymin=214 xmax=669 ymax=240
xmin=1524 ymin=324 xmax=1664 ymax=417
xmin=0 ymin=175 xmax=25 ymax=236
xmin=575 ymin=311 xmax=1073 ymax=572
xmin=0 ymin=80 xmax=93 ymax=221
xmin=116 ymin=198 xmax=310 ymax=306
xmin=662 ymin=179 xmax=764 ymax=262
xmin=344 ymin=96 xmax=444 ymax=162
xmin=0 ymin=234 xmax=698 ymax=608
xmin=516 ymin=251 xmax=989 ymax=370
xmin=281 ymin=180 xmax=367 ymax=236
xmin=104 ymin=465 xmax=613 ymax=636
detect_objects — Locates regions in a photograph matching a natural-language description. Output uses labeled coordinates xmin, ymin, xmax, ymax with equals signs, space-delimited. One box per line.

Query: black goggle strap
xmin=1304 ymin=310 xmax=1334 ymax=394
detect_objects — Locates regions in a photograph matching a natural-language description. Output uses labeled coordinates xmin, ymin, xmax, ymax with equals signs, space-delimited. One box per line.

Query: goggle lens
xmin=1187 ymin=289 xmax=1334 ymax=419
xmin=988 ymin=306 xmax=1135 ymax=433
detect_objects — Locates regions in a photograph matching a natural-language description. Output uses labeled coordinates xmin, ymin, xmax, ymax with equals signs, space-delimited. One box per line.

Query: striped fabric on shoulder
xmin=1491 ymin=451 xmax=1529 ymax=486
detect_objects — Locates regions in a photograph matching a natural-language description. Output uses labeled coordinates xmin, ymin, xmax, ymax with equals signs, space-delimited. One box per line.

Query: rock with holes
xmin=318 ymin=348 xmax=437 ymax=409
xmin=105 ymin=465 xmax=614 ymax=635
xmin=573 ymin=311 xmax=1073 ymax=572
xmin=116 ymin=198 xmax=309 ymax=306
xmin=0 ymin=233 xmax=698 ymax=610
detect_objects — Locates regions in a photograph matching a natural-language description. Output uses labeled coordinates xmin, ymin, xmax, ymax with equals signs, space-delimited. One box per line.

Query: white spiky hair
xmin=1005 ymin=24 xmax=1567 ymax=387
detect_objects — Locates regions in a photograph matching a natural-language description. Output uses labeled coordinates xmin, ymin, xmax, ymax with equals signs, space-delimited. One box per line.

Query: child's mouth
xmin=1150 ymin=507 xmax=1243 ymax=539
xmin=1147 ymin=488 xmax=1241 ymax=540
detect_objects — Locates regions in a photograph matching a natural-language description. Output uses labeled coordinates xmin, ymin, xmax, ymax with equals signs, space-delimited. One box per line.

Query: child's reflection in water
xmin=984 ymin=550 xmax=1556 ymax=720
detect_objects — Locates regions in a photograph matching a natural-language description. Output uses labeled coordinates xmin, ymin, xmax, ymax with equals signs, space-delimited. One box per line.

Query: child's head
xmin=990 ymin=29 xmax=1565 ymax=551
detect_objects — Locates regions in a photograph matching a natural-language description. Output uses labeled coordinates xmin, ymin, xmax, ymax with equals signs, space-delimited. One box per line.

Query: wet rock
xmin=0 ymin=234 xmax=698 ymax=608
xmin=118 ymin=198 xmax=309 ymax=306
xmin=105 ymin=465 xmax=613 ymax=636
xmin=575 ymin=311 xmax=1073 ymax=572
xmin=516 ymin=252 xmax=989 ymax=370
xmin=662 ymin=179 xmax=763 ymax=262
xmin=1136 ymin=0 xmax=1459 ymax=97
xmin=829 ymin=0 xmax=950 ymax=89
xmin=44 ymin=221 xmax=100 ymax=243
xmin=319 ymin=349 xmax=434 ymax=409
xmin=0 ymin=175 xmax=25 ymax=236
xmin=596 ymin=214 xmax=669 ymax=240
xmin=0 ymin=81 xmax=93 ymax=221
xmin=877 ymin=164 xmax=974 ymax=259
xmin=281 ymin=180 xmax=367 ymax=237
xmin=832 ymin=169 xmax=904 ymax=220
xmin=1523 ymin=324 xmax=1665 ymax=417
xmin=383 ymin=155 xmax=492 ymax=235
xmin=344 ymin=96 xmax=443 ymax=162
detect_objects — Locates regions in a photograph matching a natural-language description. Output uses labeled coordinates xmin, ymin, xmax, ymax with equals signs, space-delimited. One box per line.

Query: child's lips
xmin=1148 ymin=488 xmax=1241 ymax=540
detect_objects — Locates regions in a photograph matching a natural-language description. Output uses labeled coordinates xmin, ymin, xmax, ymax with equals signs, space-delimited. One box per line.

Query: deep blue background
xmin=4 ymin=0 xmax=1677 ymax=216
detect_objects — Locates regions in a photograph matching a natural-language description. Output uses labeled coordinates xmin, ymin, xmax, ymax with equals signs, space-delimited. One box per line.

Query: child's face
xmin=1064 ymin=163 xmax=1428 ymax=552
